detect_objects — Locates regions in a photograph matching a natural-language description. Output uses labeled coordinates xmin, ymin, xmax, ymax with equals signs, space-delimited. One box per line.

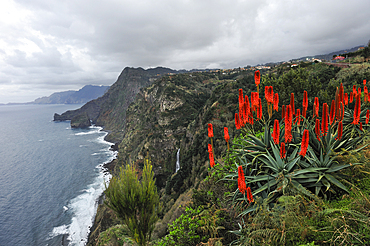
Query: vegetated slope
xmin=54 ymin=67 xmax=178 ymax=142
xmin=87 ymin=69 xmax=257 ymax=244
xmin=32 ymin=85 xmax=109 ymax=104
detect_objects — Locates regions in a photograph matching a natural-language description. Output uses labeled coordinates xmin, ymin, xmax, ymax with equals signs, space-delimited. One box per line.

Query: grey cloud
xmin=1 ymin=0 xmax=370 ymax=103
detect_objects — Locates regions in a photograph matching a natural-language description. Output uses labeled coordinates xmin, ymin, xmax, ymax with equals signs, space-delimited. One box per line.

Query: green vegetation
xmin=95 ymin=55 xmax=370 ymax=246
xmin=104 ymin=157 xmax=160 ymax=246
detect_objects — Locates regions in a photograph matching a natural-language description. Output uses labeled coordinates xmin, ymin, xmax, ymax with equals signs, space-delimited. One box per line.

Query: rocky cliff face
xmin=54 ymin=67 xmax=178 ymax=142
xmin=86 ymin=68 xmax=256 ymax=244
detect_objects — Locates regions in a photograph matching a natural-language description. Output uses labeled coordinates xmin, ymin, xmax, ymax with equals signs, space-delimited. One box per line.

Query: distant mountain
xmin=32 ymin=85 xmax=110 ymax=104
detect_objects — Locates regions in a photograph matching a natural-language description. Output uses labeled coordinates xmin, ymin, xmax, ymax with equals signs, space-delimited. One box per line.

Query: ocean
xmin=0 ymin=104 xmax=115 ymax=246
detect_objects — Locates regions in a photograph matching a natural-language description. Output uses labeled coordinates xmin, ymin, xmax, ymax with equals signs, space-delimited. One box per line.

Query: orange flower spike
xmin=340 ymin=102 xmax=344 ymax=121
xmin=285 ymin=105 xmax=293 ymax=143
xmin=273 ymin=93 xmax=279 ymax=111
xmin=264 ymin=86 xmax=269 ymax=102
xmin=314 ymin=97 xmax=319 ymax=117
xmin=299 ymin=129 xmax=309 ymax=157
xmin=365 ymin=86 xmax=368 ymax=103
xmin=208 ymin=144 xmax=215 ymax=168
xmin=246 ymin=187 xmax=254 ymax=203
xmin=295 ymin=109 xmax=301 ymax=126
xmin=364 ymin=79 xmax=367 ymax=85
xmin=322 ymin=103 xmax=329 ymax=136
xmin=254 ymin=70 xmax=261 ymax=87
xmin=303 ymin=91 xmax=308 ymax=109
xmin=238 ymin=88 xmax=244 ymax=108
xmin=224 ymin=127 xmax=230 ymax=142
xmin=257 ymin=98 xmax=262 ymax=120
xmin=339 ymin=83 xmax=344 ymax=104
xmin=235 ymin=113 xmax=241 ymax=129
xmin=244 ymin=96 xmax=250 ymax=124
xmin=366 ymin=109 xmax=369 ymax=124
xmin=358 ymin=87 xmax=361 ymax=96
xmin=336 ymin=121 xmax=343 ymax=140
xmin=282 ymin=105 xmax=285 ymax=120
xmin=353 ymin=93 xmax=361 ymax=125
xmin=272 ymin=119 xmax=280 ymax=144
xmin=237 ymin=166 xmax=247 ymax=195
xmin=330 ymin=99 xmax=335 ymax=125
xmin=280 ymin=142 xmax=286 ymax=159
xmin=268 ymin=86 xmax=274 ymax=103
xmin=208 ymin=123 xmax=214 ymax=138
xmin=344 ymin=93 xmax=348 ymax=105
xmin=350 ymin=92 xmax=354 ymax=103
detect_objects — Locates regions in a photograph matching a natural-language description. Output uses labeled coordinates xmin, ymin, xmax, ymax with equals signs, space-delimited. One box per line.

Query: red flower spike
xmin=246 ymin=187 xmax=254 ymax=203
xmin=366 ymin=109 xmax=369 ymax=124
xmin=364 ymin=79 xmax=367 ymax=85
xmin=315 ymin=119 xmax=321 ymax=141
xmin=238 ymin=89 xmax=244 ymax=108
xmin=330 ymin=100 xmax=335 ymax=125
xmin=264 ymin=86 xmax=269 ymax=102
xmin=208 ymin=144 xmax=215 ymax=168
xmin=360 ymin=122 xmax=363 ymax=131
xmin=224 ymin=127 xmax=230 ymax=142
xmin=285 ymin=105 xmax=293 ymax=143
xmin=235 ymin=113 xmax=241 ymax=129
xmin=257 ymin=98 xmax=262 ymax=119
xmin=353 ymin=93 xmax=361 ymax=125
xmin=358 ymin=87 xmax=361 ymax=96
xmin=239 ymin=102 xmax=245 ymax=127
xmin=353 ymin=85 xmax=357 ymax=98
xmin=322 ymin=103 xmax=329 ymax=136
xmin=344 ymin=93 xmax=348 ymax=105
xmin=303 ymin=90 xmax=308 ymax=110
xmin=350 ymin=92 xmax=354 ymax=103
xmin=302 ymin=107 xmax=307 ymax=118
xmin=314 ymin=97 xmax=319 ymax=117
xmin=340 ymin=102 xmax=344 ymax=121
xmin=268 ymin=86 xmax=274 ymax=103
xmin=290 ymin=93 xmax=295 ymax=116
xmin=237 ymin=166 xmax=247 ymax=195
xmin=208 ymin=123 xmax=214 ymax=138
xmin=254 ymin=70 xmax=261 ymax=87
xmin=336 ymin=121 xmax=343 ymax=140
xmin=339 ymin=83 xmax=344 ymax=104
xmin=273 ymin=93 xmax=279 ymax=111
xmin=272 ymin=119 xmax=280 ymax=144
xmin=282 ymin=105 xmax=285 ymax=120
xmin=299 ymin=129 xmax=309 ymax=157
xmin=295 ymin=109 xmax=301 ymax=126
xmin=280 ymin=142 xmax=286 ymax=159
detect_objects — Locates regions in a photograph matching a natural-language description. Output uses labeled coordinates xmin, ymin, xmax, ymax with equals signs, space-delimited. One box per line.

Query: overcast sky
xmin=0 ymin=0 xmax=369 ymax=103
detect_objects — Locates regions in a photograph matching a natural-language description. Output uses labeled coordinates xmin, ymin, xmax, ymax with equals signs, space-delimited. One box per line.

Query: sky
xmin=0 ymin=0 xmax=370 ymax=103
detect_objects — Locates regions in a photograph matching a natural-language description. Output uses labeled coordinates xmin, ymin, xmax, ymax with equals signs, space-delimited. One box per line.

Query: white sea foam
xmin=49 ymin=224 xmax=69 ymax=238
xmin=49 ymin=127 xmax=114 ymax=245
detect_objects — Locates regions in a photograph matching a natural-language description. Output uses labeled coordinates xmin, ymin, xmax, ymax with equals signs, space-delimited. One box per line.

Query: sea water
xmin=0 ymin=104 xmax=115 ymax=246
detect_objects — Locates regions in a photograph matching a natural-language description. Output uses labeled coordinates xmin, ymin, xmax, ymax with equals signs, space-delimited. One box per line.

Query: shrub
xmin=104 ymin=157 xmax=160 ymax=246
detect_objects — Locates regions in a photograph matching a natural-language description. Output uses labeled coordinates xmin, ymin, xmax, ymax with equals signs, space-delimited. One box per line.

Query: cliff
xmin=54 ymin=67 xmax=178 ymax=142
xmin=86 ymin=68 xmax=258 ymax=244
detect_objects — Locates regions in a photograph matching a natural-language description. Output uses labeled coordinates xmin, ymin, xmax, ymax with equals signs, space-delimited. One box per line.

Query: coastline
xmin=85 ymin=130 xmax=119 ymax=245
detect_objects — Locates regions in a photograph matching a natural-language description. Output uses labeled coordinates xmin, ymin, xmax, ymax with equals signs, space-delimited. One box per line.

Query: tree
xmin=104 ymin=157 xmax=160 ymax=246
